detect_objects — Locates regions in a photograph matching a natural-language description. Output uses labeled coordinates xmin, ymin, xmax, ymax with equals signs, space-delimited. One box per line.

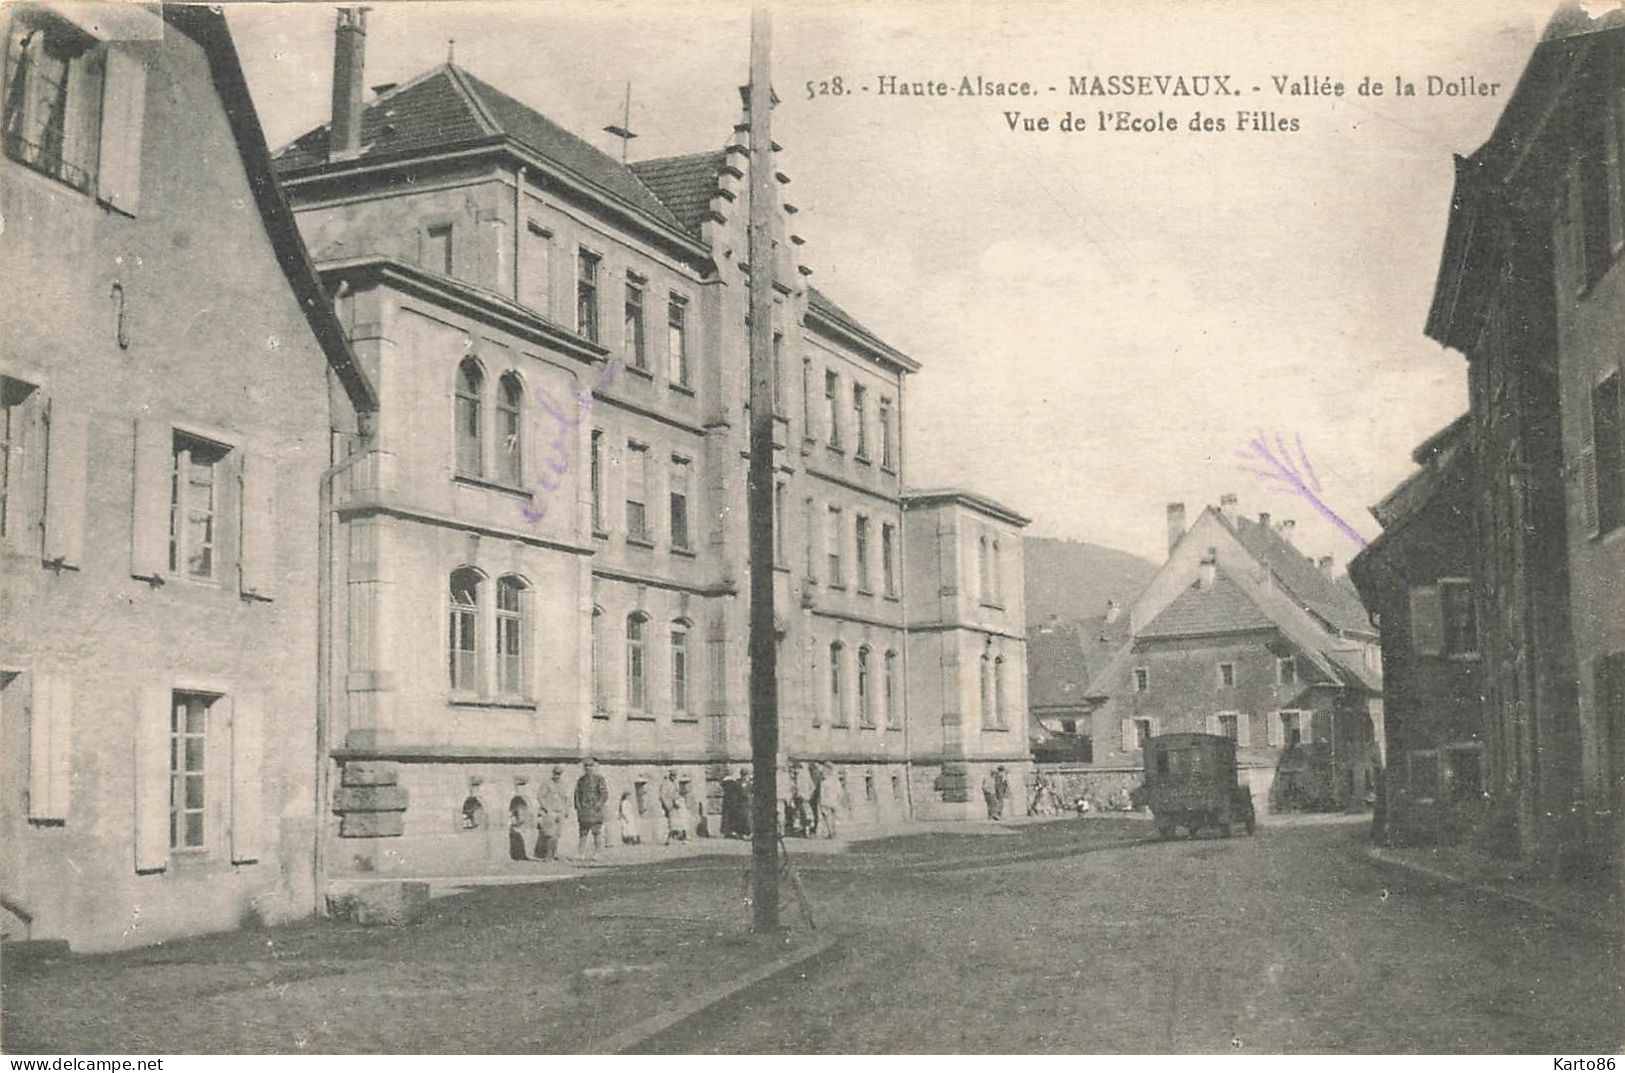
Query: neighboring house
xmin=1349 ymin=417 xmax=1487 ymax=846
xmin=1423 ymin=8 xmax=1624 ymax=873
xmin=266 ymin=12 xmax=1029 ymax=873
xmin=1028 ymin=605 xmax=1130 ymax=761
xmin=0 ymin=3 xmax=375 ymax=950
xmin=1078 ymin=497 xmax=1383 ymax=813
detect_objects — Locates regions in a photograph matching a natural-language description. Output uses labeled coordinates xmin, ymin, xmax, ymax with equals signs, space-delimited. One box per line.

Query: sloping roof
xmin=1138 ymin=570 xmax=1274 ymax=640
xmin=807 ymin=286 xmax=917 ymax=370
xmin=1027 ymin=622 xmax=1093 ymax=709
xmin=274 ymin=64 xmax=684 ymax=233
xmin=1224 ymin=513 xmax=1374 ymax=636
xmin=628 ymin=150 xmax=725 ymax=237
xmin=169 ymin=6 xmax=376 ymax=417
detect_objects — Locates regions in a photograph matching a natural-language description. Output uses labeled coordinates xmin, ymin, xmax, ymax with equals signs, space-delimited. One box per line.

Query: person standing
xmin=994 ymin=765 xmax=1011 ymax=820
xmin=657 ymin=769 xmax=680 ymax=846
xmin=536 ymin=765 xmax=569 ymax=861
xmin=982 ymin=768 xmax=999 ymax=820
xmin=574 ymin=758 xmax=609 ymax=860
xmin=618 ymin=790 xmax=642 ymax=845
xmin=816 ymin=762 xmax=839 ymax=839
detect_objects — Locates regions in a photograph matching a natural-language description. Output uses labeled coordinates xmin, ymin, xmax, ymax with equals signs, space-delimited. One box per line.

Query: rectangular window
xmin=1133 ymin=667 xmax=1149 ymax=693
xmin=169 ymin=432 xmax=230 ymax=581
xmin=170 ymin=692 xmax=211 ymax=851
xmin=826 ymin=506 xmax=843 ymax=587
xmin=627 ymin=617 xmax=647 ymax=712
xmin=830 ymin=645 xmax=846 ymax=726
xmin=449 ymin=569 xmax=480 ymax=692
xmin=624 ymin=276 xmax=646 ymax=369
xmin=668 ymin=295 xmax=689 ymax=386
xmin=855 ymin=514 xmax=871 ymax=592
xmin=825 ymin=371 xmax=841 ymax=447
xmin=774 ymin=481 xmax=787 ymax=567
xmin=1280 ymin=710 xmax=1303 ymax=747
xmin=858 ymin=648 xmax=874 ymax=728
xmin=802 ymin=358 xmax=814 ymax=435
xmin=881 ymin=523 xmax=896 ymax=596
xmin=671 ymin=628 xmax=689 ymax=715
xmin=590 ymin=430 xmax=605 ymax=532
xmin=669 ymin=456 xmax=691 ymax=550
xmin=1594 ymin=372 xmax=1624 ymax=535
xmin=879 ymin=396 xmax=894 ymax=469
xmin=576 ymin=249 xmax=600 ymax=342
xmin=520 ymin=221 xmax=550 ymax=313
xmin=1277 ymin=656 xmax=1298 ymax=686
xmin=884 ymin=651 xmax=898 ymax=728
xmin=1440 ymin=579 xmax=1478 ymax=657
xmin=708 ymin=637 xmax=726 ymax=710
xmin=804 ymin=496 xmax=816 ymax=578
xmin=496 ymin=579 xmax=523 ymax=695
xmin=425 ymin=224 xmax=453 ymax=275
xmin=3 ymin=14 xmax=104 ymax=194
xmin=853 ymin=384 xmax=868 ymax=460
xmin=773 ymin=332 xmax=785 ymax=414
xmin=592 ymin=610 xmax=607 ymax=716
xmin=1133 ymin=717 xmax=1152 ymax=750
xmin=1219 ymin=662 xmax=1236 ymax=687
xmin=0 ymin=376 xmax=40 ymax=545
xmin=1218 ymin=713 xmax=1239 ymax=741
xmin=626 ymin=443 xmax=649 ymax=543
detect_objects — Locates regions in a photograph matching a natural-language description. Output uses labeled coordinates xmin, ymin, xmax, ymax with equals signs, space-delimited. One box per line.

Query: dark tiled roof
xmin=1139 ymin=570 xmax=1274 ymax=640
xmin=275 ymin=65 xmax=683 ymax=233
xmin=1027 ymin=623 xmax=1092 ymax=709
xmin=629 ymin=151 xmax=725 ymax=237
xmin=1225 ymin=514 xmax=1374 ymax=636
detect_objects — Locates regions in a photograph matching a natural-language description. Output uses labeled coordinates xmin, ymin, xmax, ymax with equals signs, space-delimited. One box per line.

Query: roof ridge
xmin=271 ymin=63 xmax=464 ymax=160
xmin=444 ymin=63 xmax=502 ymax=136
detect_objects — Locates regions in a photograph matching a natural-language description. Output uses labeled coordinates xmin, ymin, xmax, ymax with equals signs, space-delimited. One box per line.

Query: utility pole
xmin=746 ymin=5 xmax=780 ymax=934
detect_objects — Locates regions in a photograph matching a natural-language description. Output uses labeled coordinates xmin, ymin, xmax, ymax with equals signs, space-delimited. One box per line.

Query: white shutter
xmin=1409 ymin=585 xmax=1445 ymax=657
xmin=1119 ymin=718 xmax=1133 ymax=753
xmin=230 ymin=692 xmax=264 ymax=864
xmin=238 ymin=453 xmax=277 ymax=600
xmin=134 ymin=686 xmax=170 ymax=872
xmin=1267 ymin=711 xmax=1284 ymax=747
xmin=28 ymin=673 xmax=72 ymax=821
xmin=1206 ymin=713 xmax=1221 ymax=736
xmin=1237 ymin=711 xmax=1252 ymax=748
xmin=130 ymin=418 xmax=169 ymax=580
xmin=97 ymin=47 xmax=146 ymax=215
xmin=43 ymin=401 xmax=89 ymax=568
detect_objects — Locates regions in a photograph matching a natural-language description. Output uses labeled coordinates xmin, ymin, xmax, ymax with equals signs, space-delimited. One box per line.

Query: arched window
xmin=449 ymin=567 xmax=482 ymax=691
xmin=497 ymin=373 xmax=523 ymax=486
xmin=991 ymin=538 xmax=1002 ymax=604
xmin=884 ymin=650 xmax=898 ymax=728
xmin=671 ymin=620 xmax=690 ymax=715
xmin=496 ymin=575 xmax=527 ymax=695
xmin=979 ymin=651 xmax=993 ymax=728
xmin=857 ymin=646 xmax=873 ymax=728
xmin=455 ymin=359 xmax=484 ymax=477
xmin=627 ymin=613 xmax=648 ymax=712
xmin=994 ymin=655 xmax=1007 ymax=728
xmin=978 ymin=536 xmax=990 ymax=603
xmin=591 ymin=606 xmax=607 ymax=717
xmin=829 ymin=642 xmax=845 ymax=727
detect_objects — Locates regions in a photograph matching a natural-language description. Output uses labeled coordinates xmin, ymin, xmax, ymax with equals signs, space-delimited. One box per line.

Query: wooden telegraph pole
xmin=746 ymin=5 xmax=781 ymax=933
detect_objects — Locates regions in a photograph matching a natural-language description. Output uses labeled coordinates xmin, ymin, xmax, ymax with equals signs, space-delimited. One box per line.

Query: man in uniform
xmin=574 ymin=758 xmax=609 ymax=860
xmin=536 ymin=765 xmax=570 ymax=861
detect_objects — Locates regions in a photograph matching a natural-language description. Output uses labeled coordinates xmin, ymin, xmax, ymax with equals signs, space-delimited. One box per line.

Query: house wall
xmin=0 ymin=15 xmax=345 ymax=950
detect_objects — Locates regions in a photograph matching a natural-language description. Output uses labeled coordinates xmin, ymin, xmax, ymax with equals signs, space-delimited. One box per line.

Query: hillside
xmin=1023 ymin=536 xmax=1160 ymax=626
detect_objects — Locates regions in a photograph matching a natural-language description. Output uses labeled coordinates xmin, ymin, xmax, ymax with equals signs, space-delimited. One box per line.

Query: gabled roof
xmin=274 ymin=64 xmax=685 ymax=235
xmin=169 ymin=5 xmax=376 ymax=417
xmin=628 ymin=150 xmax=726 ymax=237
xmin=1027 ymin=622 xmax=1093 ymax=709
xmin=806 ymin=286 xmax=919 ymax=372
xmin=1139 ymin=569 xmax=1274 ymax=640
xmin=1223 ymin=512 xmax=1374 ymax=637
xmin=902 ymin=488 xmax=1030 ymax=527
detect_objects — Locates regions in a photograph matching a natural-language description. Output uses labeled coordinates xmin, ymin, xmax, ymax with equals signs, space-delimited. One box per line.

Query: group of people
xmin=720 ymin=762 xmax=844 ymax=840
xmin=509 ymin=760 xmax=707 ymax=863
xmin=981 ymin=765 xmax=1014 ymax=820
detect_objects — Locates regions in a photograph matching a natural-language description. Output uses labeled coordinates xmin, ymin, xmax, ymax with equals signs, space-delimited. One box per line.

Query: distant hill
xmin=1023 ymin=536 xmax=1160 ymax=626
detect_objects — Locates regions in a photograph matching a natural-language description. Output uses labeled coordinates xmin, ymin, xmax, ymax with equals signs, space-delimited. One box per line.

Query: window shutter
xmin=134 ymin=686 xmax=170 ymax=873
xmin=238 ymin=453 xmax=277 ymax=600
xmin=1206 ymin=714 xmax=1221 ymax=736
xmin=1237 ymin=711 xmax=1252 ymax=748
xmin=1578 ymin=384 xmax=1600 ymax=539
xmin=1409 ymin=585 xmax=1445 ymax=657
xmin=28 ymin=673 xmax=72 ymax=822
xmin=43 ymin=401 xmax=89 ymax=568
xmin=97 ymin=47 xmax=146 ymax=215
xmin=1120 ymin=718 xmax=1133 ymax=753
xmin=1268 ymin=712 xmax=1284 ymax=747
xmin=230 ymin=692 xmax=264 ymax=864
xmin=1608 ymin=93 xmax=1625 ymax=255
xmin=1566 ymin=156 xmax=1587 ymax=294
xmin=130 ymin=418 xmax=169 ymax=580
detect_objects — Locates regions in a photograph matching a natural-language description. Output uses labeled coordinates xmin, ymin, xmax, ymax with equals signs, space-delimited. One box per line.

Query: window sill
xmin=856 ymin=587 xmax=874 ymax=597
xmin=880 ymin=464 xmax=897 ymax=476
xmin=826 ymin=444 xmax=845 ymax=456
xmin=448 ymin=697 xmax=538 ymax=711
xmin=592 ymin=709 xmax=611 ymax=721
xmin=671 ymin=544 xmax=696 ymax=559
xmin=887 ymin=724 xmax=903 ymax=732
xmin=593 ymin=528 xmax=610 ymax=540
xmin=883 ymin=593 xmax=900 ymax=603
xmin=827 ymin=583 xmax=847 ymax=592
xmin=627 ymin=711 xmax=656 ymax=722
xmin=672 ymin=715 xmax=700 ymax=725
xmin=855 ymin=454 xmax=872 ymax=466
xmin=626 ymin=363 xmax=654 ymax=381
xmin=669 ymin=381 xmax=695 ymax=397
xmin=453 ymin=474 xmax=533 ymax=500
xmin=979 ymin=601 xmax=1006 ymax=611
xmin=981 ymin=725 xmax=1010 ymax=732
xmin=626 ymin=535 xmax=656 ymax=550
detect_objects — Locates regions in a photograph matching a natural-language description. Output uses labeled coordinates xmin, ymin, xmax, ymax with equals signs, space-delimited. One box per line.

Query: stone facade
xmin=0 ymin=5 xmax=372 ymax=950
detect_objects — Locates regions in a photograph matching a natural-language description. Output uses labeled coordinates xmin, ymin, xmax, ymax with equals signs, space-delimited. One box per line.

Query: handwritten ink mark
xmin=1234 ymin=430 xmax=1367 ymax=549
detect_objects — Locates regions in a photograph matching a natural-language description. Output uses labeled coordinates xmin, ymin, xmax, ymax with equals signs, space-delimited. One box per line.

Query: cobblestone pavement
xmin=5 ymin=817 xmax=1619 ymax=1053
xmin=655 ymin=818 xmax=1625 ymax=1053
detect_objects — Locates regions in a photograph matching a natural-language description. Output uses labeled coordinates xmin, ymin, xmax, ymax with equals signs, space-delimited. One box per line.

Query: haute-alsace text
xmin=999 ymin=108 xmax=1300 ymax=134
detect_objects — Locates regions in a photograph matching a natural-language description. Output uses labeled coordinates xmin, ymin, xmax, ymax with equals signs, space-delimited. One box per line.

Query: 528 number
xmin=806 ymin=77 xmax=847 ymax=99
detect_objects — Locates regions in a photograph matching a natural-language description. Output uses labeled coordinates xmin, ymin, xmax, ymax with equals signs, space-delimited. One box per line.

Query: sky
xmin=224 ymin=0 xmax=1564 ymax=568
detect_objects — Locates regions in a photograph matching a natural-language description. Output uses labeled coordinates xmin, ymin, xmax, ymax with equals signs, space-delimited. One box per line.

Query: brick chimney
xmin=1318 ymin=554 xmax=1334 ymax=577
xmin=1278 ymin=518 xmax=1296 ymax=545
xmin=1166 ymin=502 xmax=1186 ymax=557
xmin=1104 ymin=599 xmax=1121 ymax=625
xmin=1219 ymin=492 xmax=1238 ymax=518
xmin=1257 ymin=511 xmax=1271 ymax=529
xmin=330 ymin=8 xmax=367 ymax=162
